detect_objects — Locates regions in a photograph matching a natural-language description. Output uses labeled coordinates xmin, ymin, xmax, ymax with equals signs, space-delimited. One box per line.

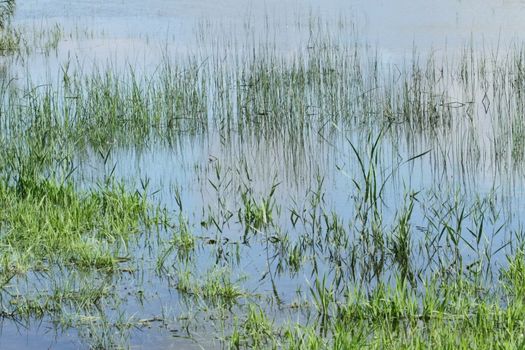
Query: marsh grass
xmin=0 ymin=0 xmax=14 ymax=28
xmin=3 ymin=13 xmax=525 ymax=350
xmin=0 ymin=91 xmax=160 ymax=347
xmin=0 ymin=177 xmax=151 ymax=269
xmin=225 ymin=267 xmax=525 ymax=349
xmin=174 ymin=267 xmax=247 ymax=305
xmin=0 ymin=0 xmax=18 ymax=53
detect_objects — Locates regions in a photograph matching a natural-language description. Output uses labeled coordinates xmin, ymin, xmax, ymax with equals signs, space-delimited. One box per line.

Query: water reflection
xmin=3 ymin=0 xmax=525 ymax=348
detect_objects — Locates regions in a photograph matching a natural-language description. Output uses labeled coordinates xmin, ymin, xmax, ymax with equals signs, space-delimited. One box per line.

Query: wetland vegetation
xmin=2 ymin=1 xmax=525 ymax=349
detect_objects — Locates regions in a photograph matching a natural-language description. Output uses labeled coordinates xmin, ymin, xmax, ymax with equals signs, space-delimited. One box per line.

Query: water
xmin=13 ymin=0 xmax=525 ymax=62
xmin=3 ymin=0 xmax=525 ymax=348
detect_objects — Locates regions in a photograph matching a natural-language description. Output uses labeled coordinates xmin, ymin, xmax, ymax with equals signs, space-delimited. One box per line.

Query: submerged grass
xmin=3 ymin=12 xmax=525 ymax=350
xmin=228 ymin=267 xmax=525 ymax=349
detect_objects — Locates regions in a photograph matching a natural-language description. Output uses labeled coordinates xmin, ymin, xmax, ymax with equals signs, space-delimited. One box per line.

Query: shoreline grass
xmin=1 ymin=13 xmax=525 ymax=349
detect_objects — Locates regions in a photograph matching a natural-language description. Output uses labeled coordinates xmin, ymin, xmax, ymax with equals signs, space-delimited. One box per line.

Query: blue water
xmin=3 ymin=0 xmax=525 ymax=348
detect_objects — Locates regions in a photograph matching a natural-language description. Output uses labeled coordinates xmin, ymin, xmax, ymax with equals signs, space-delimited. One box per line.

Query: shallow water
xmin=3 ymin=0 xmax=525 ymax=349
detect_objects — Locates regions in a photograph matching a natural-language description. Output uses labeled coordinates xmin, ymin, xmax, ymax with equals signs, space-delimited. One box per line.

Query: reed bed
xmin=1 ymin=14 xmax=525 ymax=349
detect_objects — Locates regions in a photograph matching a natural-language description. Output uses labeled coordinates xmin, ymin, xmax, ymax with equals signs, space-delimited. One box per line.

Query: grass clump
xmin=175 ymin=267 xmax=246 ymax=305
xmin=0 ymin=27 xmax=19 ymax=52
xmin=230 ymin=304 xmax=277 ymax=349
xmin=0 ymin=0 xmax=14 ymax=30
xmin=0 ymin=177 xmax=150 ymax=270
xmin=0 ymin=0 xmax=18 ymax=53
xmin=226 ymin=272 xmax=525 ymax=349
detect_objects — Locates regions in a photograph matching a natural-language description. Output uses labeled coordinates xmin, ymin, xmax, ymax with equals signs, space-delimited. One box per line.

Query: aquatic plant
xmin=0 ymin=0 xmax=14 ymax=30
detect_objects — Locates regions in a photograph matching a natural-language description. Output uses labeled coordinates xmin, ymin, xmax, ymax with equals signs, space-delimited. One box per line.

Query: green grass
xmin=175 ymin=266 xmax=247 ymax=305
xmin=0 ymin=0 xmax=18 ymax=53
xmin=226 ymin=268 xmax=525 ymax=349
xmin=2 ymin=12 xmax=525 ymax=349
xmin=0 ymin=0 xmax=15 ymax=30
xmin=0 ymin=177 xmax=151 ymax=270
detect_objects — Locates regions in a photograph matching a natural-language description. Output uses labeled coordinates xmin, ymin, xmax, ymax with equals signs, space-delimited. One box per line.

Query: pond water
xmin=3 ymin=0 xmax=525 ymax=349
